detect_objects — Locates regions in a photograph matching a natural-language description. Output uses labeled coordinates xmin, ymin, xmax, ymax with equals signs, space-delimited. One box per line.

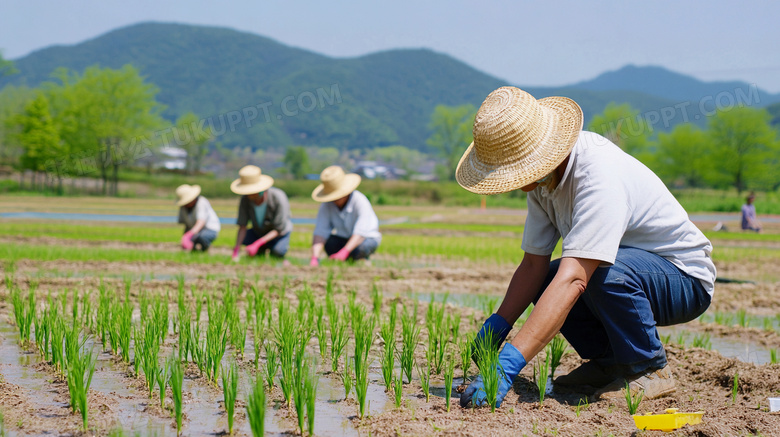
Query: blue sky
xmin=3 ymin=0 xmax=780 ymax=92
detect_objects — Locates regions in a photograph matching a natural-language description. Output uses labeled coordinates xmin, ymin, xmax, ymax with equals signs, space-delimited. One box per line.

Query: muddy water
xmin=657 ymin=325 xmax=774 ymax=365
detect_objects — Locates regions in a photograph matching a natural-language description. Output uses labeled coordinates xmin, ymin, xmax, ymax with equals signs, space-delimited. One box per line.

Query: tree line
xmin=427 ymin=102 xmax=780 ymax=193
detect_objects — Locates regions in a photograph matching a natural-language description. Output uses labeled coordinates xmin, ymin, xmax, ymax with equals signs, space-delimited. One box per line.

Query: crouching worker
xmin=309 ymin=165 xmax=381 ymax=266
xmin=176 ymin=184 xmax=221 ymax=252
xmin=230 ymin=165 xmax=293 ymax=262
xmin=457 ymin=87 xmax=716 ymax=408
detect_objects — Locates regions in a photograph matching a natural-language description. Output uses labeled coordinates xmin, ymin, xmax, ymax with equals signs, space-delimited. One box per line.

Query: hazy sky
xmin=3 ymin=0 xmax=780 ymax=92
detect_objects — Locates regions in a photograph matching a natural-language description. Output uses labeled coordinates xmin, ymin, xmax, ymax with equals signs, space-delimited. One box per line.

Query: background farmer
xmin=741 ymin=192 xmax=762 ymax=232
xmin=457 ymin=87 xmax=716 ymax=408
xmin=310 ymin=165 xmax=381 ymax=266
xmin=176 ymin=184 xmax=221 ymax=252
xmin=230 ymin=165 xmax=293 ymax=262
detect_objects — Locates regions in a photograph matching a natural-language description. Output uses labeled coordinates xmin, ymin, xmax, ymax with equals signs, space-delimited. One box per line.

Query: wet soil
xmin=1 ymin=231 xmax=779 ymax=436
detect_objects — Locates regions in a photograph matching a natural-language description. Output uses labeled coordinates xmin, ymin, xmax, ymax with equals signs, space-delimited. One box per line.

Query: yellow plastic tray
xmin=632 ymin=408 xmax=704 ymax=432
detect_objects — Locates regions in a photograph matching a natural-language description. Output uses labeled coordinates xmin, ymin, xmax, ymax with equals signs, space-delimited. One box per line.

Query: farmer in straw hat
xmin=230 ymin=165 xmax=293 ymax=262
xmin=309 ymin=165 xmax=381 ymax=266
xmin=458 ymin=87 xmax=716 ymax=408
xmin=176 ymin=184 xmax=221 ymax=252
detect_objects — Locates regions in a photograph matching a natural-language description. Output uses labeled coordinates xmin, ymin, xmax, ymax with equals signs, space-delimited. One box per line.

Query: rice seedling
xmin=534 ymin=350 xmax=551 ymax=407
xmin=97 ymin=282 xmax=112 ymax=350
xmin=379 ymin=314 xmax=396 ymax=391
xmin=763 ymin=317 xmax=774 ymax=332
xmin=305 ymin=365 xmax=318 ymax=437
xmin=474 ymin=328 xmax=501 ymax=412
xmin=692 ymin=333 xmax=712 ymax=349
xmin=714 ymin=312 xmax=732 ymax=326
xmin=675 ymin=331 xmax=688 ymax=346
xmin=574 ymin=397 xmax=589 ymax=417
xmin=400 ymin=308 xmax=421 ymax=383
xmin=329 ymin=307 xmax=350 ymax=374
xmin=447 ymin=312 xmax=461 ymax=344
xmin=246 ymin=376 xmax=266 ymax=437
xmin=263 ymin=341 xmax=278 ymax=389
xmin=34 ymin=307 xmax=51 ymax=361
xmin=732 ymin=372 xmax=739 ymax=404
xmin=292 ymin=356 xmax=309 ymax=435
xmin=393 ymin=369 xmax=404 ymax=409
xmin=115 ymin=296 xmax=133 ymax=364
xmin=480 ymin=295 xmax=499 ymax=317
xmin=64 ymin=330 xmax=97 ymax=430
xmin=276 ymin=302 xmax=299 ymax=406
xmin=205 ymin=297 xmax=229 ymax=383
xmin=168 ymin=356 xmax=184 ymax=435
xmin=138 ymin=325 xmax=162 ymax=398
xmin=156 ymin=359 xmax=169 ymax=409
xmin=624 ymin=381 xmax=644 ymax=414
xmin=548 ymin=336 xmax=568 ymax=379
xmin=252 ymin=321 xmax=267 ymax=369
xmin=417 ymin=360 xmax=431 ymax=402
xmin=770 ymin=348 xmax=778 ymax=364
xmin=459 ymin=335 xmax=473 ymax=382
xmin=736 ymin=309 xmax=749 ymax=327
xmin=222 ymin=360 xmax=239 ymax=435
xmin=443 ymin=354 xmax=455 ymax=412
xmin=48 ymin=308 xmax=66 ymax=374
xmin=313 ymin=303 xmax=327 ymax=360
xmin=371 ymin=282 xmax=383 ymax=316
xmin=660 ymin=333 xmax=672 ymax=344
xmin=10 ymin=287 xmax=35 ymax=347
xmin=340 ymin=358 xmax=353 ymax=399
xmin=353 ymin=310 xmax=375 ymax=418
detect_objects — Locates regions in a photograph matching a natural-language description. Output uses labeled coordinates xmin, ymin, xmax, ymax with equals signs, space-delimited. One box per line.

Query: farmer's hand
xmin=246 ymin=238 xmax=267 ymax=256
xmin=231 ymin=246 xmax=241 ymax=262
xmin=309 ymin=256 xmax=320 ymax=267
xmin=329 ymin=248 xmax=350 ymax=262
xmin=460 ymin=343 xmax=526 ymax=409
xmin=181 ymin=231 xmax=195 ymax=251
xmin=472 ymin=313 xmax=513 ymax=363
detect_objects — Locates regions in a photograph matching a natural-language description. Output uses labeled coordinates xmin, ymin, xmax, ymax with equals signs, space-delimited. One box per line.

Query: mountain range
xmin=2 ymin=22 xmax=778 ymax=152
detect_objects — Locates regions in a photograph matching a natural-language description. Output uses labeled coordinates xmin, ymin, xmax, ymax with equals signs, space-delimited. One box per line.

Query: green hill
xmin=3 ymin=22 xmax=772 ymax=152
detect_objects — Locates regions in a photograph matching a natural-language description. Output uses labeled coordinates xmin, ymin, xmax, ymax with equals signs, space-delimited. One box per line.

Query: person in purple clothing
xmin=741 ymin=192 xmax=761 ymax=232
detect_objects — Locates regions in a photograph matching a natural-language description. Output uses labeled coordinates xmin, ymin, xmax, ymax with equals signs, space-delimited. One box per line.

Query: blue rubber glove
xmin=460 ymin=343 xmax=526 ymax=408
xmin=472 ymin=313 xmax=513 ymax=363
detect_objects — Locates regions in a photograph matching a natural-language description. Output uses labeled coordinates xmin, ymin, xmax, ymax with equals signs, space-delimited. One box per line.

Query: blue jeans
xmin=534 ymin=246 xmax=710 ymax=375
xmin=324 ymin=235 xmax=379 ymax=260
xmin=192 ymin=229 xmax=218 ymax=252
xmin=242 ymin=228 xmax=291 ymax=258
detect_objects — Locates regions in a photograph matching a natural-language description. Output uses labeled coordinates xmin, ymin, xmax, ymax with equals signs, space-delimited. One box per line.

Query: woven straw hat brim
xmin=456 ymin=96 xmax=583 ymax=195
xmin=311 ymin=174 xmax=361 ymax=203
xmin=176 ymin=185 xmax=201 ymax=206
xmin=230 ymin=175 xmax=274 ymax=195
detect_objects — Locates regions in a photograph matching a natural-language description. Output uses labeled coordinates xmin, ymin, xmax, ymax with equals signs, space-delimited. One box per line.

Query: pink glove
xmin=232 ymin=246 xmax=240 ymax=261
xmin=329 ymin=248 xmax=350 ymax=261
xmin=309 ymin=256 xmax=319 ymax=267
xmin=246 ymin=238 xmax=266 ymax=256
xmin=181 ymin=231 xmax=194 ymax=250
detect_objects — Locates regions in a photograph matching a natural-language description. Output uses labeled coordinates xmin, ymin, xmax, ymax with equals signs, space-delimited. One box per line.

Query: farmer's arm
xmin=188 ymin=219 xmax=206 ymax=235
xmin=311 ymin=235 xmax=326 ymax=258
xmin=496 ymin=253 xmax=552 ymax=324
xmin=509 ymin=257 xmax=600 ymax=361
xmin=235 ymin=225 xmax=248 ymax=248
xmin=257 ymin=229 xmax=279 ymax=242
xmin=340 ymin=234 xmax=365 ymax=254
xmin=311 ymin=204 xmax=331 ymax=258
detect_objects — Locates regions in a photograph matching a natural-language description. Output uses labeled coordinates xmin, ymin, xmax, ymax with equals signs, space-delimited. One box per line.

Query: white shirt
xmin=178 ymin=196 xmax=221 ymax=233
xmin=522 ymin=131 xmax=716 ymax=296
xmin=314 ymin=190 xmax=382 ymax=242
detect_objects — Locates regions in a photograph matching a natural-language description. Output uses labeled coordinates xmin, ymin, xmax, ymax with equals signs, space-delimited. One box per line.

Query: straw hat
xmin=230 ymin=165 xmax=274 ymax=195
xmin=455 ymin=86 xmax=583 ymax=194
xmin=311 ymin=166 xmax=361 ymax=203
xmin=175 ymin=184 xmax=201 ymax=206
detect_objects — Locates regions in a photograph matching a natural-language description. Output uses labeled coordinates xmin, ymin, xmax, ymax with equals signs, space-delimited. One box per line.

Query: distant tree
xmin=426 ymin=104 xmax=476 ymax=181
xmin=0 ymin=84 xmax=34 ymax=167
xmin=47 ymin=65 xmax=166 ymax=195
xmin=0 ymin=51 xmax=18 ymax=77
xmin=172 ymin=112 xmax=212 ymax=174
xmin=707 ymin=107 xmax=779 ymax=192
xmin=588 ymin=103 xmax=651 ymax=158
xmin=283 ymin=146 xmax=310 ymax=179
xmin=15 ymin=93 xmax=62 ymax=190
xmin=654 ymin=123 xmax=711 ymax=187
